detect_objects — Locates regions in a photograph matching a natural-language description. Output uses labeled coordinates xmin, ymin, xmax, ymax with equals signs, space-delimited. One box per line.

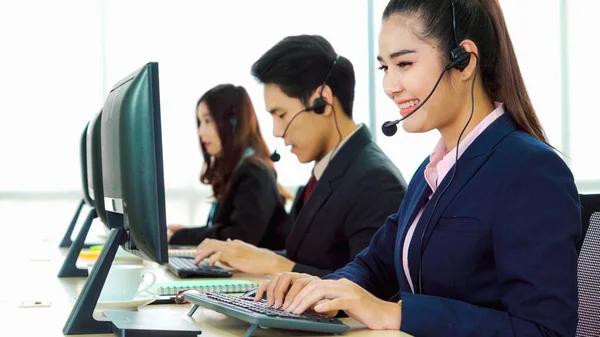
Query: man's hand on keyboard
xmin=194 ymin=239 xmax=295 ymax=275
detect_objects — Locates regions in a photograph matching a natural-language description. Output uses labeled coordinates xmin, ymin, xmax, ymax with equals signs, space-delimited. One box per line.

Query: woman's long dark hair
xmin=383 ymin=0 xmax=549 ymax=144
xmin=197 ymin=84 xmax=291 ymax=201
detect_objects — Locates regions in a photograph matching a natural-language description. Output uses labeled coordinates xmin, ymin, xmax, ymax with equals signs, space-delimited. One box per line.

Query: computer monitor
xmin=86 ymin=112 xmax=109 ymax=227
xmin=63 ymin=62 xmax=200 ymax=336
xmin=100 ymin=62 xmax=168 ymax=263
xmin=58 ymin=122 xmax=96 ymax=249
xmin=81 ymin=121 xmax=95 ymax=207
xmin=59 ymin=109 xmax=112 ymax=249
xmin=58 ymin=111 xmax=108 ymax=277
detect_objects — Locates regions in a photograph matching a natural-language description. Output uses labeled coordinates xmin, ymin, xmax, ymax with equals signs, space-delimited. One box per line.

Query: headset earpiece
xmin=229 ymin=116 xmax=237 ymax=132
xmin=447 ymin=46 xmax=471 ymax=71
xmin=447 ymin=0 xmax=470 ymax=72
xmin=308 ymin=55 xmax=340 ymax=115
xmin=311 ymin=97 xmax=327 ymax=114
xmin=417 ymin=0 xmax=480 ymax=295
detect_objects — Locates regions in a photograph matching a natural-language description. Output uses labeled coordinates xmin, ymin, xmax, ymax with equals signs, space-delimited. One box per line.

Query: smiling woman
xmin=373 ymin=0 xmax=571 ymax=180
xmin=257 ymin=1 xmax=581 ymax=336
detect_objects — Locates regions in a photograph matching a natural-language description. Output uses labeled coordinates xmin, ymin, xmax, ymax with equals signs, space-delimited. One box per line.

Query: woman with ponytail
xmin=255 ymin=1 xmax=580 ymax=335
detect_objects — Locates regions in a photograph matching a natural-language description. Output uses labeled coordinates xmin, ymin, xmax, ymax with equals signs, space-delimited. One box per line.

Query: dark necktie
xmin=303 ymin=174 xmax=317 ymax=204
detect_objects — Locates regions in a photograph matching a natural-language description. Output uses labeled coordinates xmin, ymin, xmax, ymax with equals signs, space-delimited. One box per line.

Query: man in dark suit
xmin=194 ymin=35 xmax=407 ymax=277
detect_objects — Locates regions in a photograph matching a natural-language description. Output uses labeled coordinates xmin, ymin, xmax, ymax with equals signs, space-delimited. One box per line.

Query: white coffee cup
xmin=96 ymin=265 xmax=156 ymax=302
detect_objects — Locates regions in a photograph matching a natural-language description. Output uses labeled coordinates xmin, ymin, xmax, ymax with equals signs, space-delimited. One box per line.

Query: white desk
xmin=0 ymin=243 xmax=410 ymax=337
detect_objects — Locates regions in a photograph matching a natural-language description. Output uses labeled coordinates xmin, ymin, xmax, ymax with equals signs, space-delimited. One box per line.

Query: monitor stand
xmin=63 ymin=227 xmax=202 ymax=336
xmin=58 ymin=199 xmax=97 ymax=249
xmin=57 ymin=207 xmax=98 ymax=278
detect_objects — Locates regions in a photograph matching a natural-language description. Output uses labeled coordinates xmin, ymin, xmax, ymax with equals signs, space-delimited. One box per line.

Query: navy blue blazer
xmin=325 ymin=113 xmax=581 ymax=336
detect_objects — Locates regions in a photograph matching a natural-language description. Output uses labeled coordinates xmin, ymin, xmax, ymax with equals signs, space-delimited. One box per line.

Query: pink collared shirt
xmin=402 ymin=102 xmax=505 ymax=293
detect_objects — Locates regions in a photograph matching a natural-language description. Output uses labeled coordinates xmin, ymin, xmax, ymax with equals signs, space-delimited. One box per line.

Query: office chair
xmin=576 ymin=208 xmax=600 ymax=336
xmin=578 ymin=194 xmax=600 ymax=254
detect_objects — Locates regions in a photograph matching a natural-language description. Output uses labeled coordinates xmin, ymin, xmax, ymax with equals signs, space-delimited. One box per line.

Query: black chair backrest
xmin=578 ymin=194 xmax=600 ymax=254
xmin=576 ymin=211 xmax=600 ymax=336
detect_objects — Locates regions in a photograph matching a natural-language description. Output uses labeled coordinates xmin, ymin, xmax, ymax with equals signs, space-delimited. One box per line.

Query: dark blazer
xmin=169 ymin=157 xmax=290 ymax=250
xmin=326 ymin=113 xmax=581 ymax=336
xmin=287 ymin=126 xmax=407 ymax=277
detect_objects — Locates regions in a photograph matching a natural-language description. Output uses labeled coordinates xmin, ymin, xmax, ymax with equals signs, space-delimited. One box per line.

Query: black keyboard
xmin=184 ymin=292 xmax=349 ymax=335
xmin=167 ymin=257 xmax=232 ymax=278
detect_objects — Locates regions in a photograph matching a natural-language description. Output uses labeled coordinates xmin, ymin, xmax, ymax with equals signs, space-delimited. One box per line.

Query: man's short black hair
xmin=251 ymin=35 xmax=356 ymax=118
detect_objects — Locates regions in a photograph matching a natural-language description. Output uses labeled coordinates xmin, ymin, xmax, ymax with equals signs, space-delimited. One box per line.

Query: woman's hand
xmin=283 ymin=278 xmax=402 ymax=330
xmin=254 ymin=272 xmax=319 ymax=308
xmin=193 ymin=239 xmax=294 ymax=275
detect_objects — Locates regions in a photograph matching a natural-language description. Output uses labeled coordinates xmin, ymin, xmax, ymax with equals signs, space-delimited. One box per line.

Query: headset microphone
xmin=270 ymin=55 xmax=341 ymax=162
xmin=381 ymin=27 xmax=471 ymax=137
xmin=381 ymin=63 xmax=454 ymax=137
xmin=268 ymin=106 xmax=311 ymax=162
xmin=270 ymin=150 xmax=281 ymax=162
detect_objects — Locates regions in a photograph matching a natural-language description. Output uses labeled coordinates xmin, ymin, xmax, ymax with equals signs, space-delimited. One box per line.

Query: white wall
xmin=0 ymin=0 xmax=104 ymax=191
xmin=567 ymin=0 xmax=600 ymax=181
xmin=1 ymin=1 xmax=598 ymax=229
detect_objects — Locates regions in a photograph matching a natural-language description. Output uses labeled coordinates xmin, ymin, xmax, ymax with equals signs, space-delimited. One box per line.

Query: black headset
xmin=415 ymin=0 xmax=479 ymax=295
xmin=380 ymin=0 xmax=471 ymax=137
xmin=271 ymin=54 xmax=342 ymax=162
xmin=447 ymin=0 xmax=471 ymax=71
xmin=229 ymin=116 xmax=237 ymax=133
xmin=228 ymin=86 xmax=244 ymax=133
xmin=310 ymin=54 xmax=340 ymax=115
